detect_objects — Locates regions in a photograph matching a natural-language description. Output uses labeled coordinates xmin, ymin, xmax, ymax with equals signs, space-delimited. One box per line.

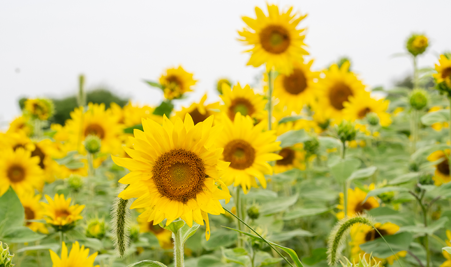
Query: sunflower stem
xmin=88 ymin=153 xmax=95 ymax=176
xmin=448 ymin=97 xmax=451 ymax=168
xmin=267 ymin=70 xmax=274 ymax=131
xmin=409 ymin=190 xmax=430 ymax=267
xmin=235 ymin=186 xmax=245 ymax=247
xmin=413 ymin=56 xmax=419 ymax=89
xmin=173 ymin=226 xmax=184 ymax=267
xmin=59 ymin=231 xmax=64 ymax=245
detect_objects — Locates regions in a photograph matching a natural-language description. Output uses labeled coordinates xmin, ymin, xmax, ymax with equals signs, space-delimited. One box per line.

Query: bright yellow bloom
xmin=49 ymin=241 xmax=99 ymax=267
xmin=434 ymin=55 xmax=451 ymax=88
xmin=42 ymin=194 xmax=85 ymax=227
xmin=174 ymin=94 xmax=220 ymax=125
xmin=217 ymin=113 xmax=282 ymax=193
xmin=343 ymin=93 xmax=392 ymax=127
xmin=113 ymin=114 xmax=231 ymax=240
xmin=393 ymin=107 xmax=404 ymax=116
xmin=138 ymin=216 xmax=172 ymax=249
xmin=337 ymin=184 xmax=379 ymax=220
xmin=110 ymin=102 xmax=162 ymax=127
xmin=24 ymin=98 xmax=54 ymax=120
xmin=428 ymin=150 xmax=451 ymax=186
xmin=220 ymin=83 xmax=266 ymax=123
xmin=18 ymin=192 xmax=48 ymax=234
xmin=0 ymin=148 xmax=44 ymax=196
xmin=441 ymin=230 xmax=451 ymax=267
xmin=159 ymin=66 xmax=197 ymax=100
xmin=238 ymin=4 xmax=308 ymax=74
xmin=7 ymin=116 xmax=33 ymax=136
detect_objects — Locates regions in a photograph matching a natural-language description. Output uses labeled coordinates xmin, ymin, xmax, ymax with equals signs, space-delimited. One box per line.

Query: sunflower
xmin=174 ymin=94 xmax=220 ymax=125
xmin=138 ymin=216 xmax=172 ymax=249
xmin=0 ymin=148 xmax=44 ymax=196
xmin=0 ymin=132 xmax=35 ymax=151
xmin=49 ymin=241 xmax=99 ymax=267
xmin=29 ymin=139 xmax=60 ymax=183
xmin=273 ymin=122 xmax=306 ymax=174
xmin=7 ymin=116 xmax=33 ymax=136
xmin=269 ymin=60 xmax=319 ymax=113
xmin=42 ymin=194 xmax=85 ymax=229
xmin=337 ymin=184 xmax=379 ymax=220
xmin=428 ymin=150 xmax=451 ymax=186
xmin=24 ymin=98 xmax=54 ymax=120
xmin=434 ymin=54 xmax=451 ymax=89
xmin=441 ymin=230 xmax=451 ymax=267
xmin=110 ymin=102 xmax=163 ymax=127
xmin=316 ymin=62 xmax=367 ymax=122
xmin=159 ymin=66 xmax=197 ymax=100
xmin=238 ymin=4 xmax=308 ymax=74
xmin=428 ymin=106 xmax=449 ymax=131
xmin=216 ymin=78 xmax=232 ymax=94
xmin=112 ymin=114 xmax=231 ymax=240
xmin=220 ymin=83 xmax=266 ymax=123
xmin=350 ymin=222 xmax=406 ymax=265
xmin=343 ymin=93 xmax=392 ymax=127
xmin=18 ymin=192 xmax=48 ymax=234
xmin=217 ymin=113 xmax=281 ymax=193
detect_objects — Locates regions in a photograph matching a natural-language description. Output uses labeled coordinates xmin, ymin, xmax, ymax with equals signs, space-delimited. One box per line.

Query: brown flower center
xmin=148 ymin=220 xmax=165 ymax=234
xmin=442 ymin=67 xmax=451 ymax=80
xmin=166 ymin=75 xmax=183 ymax=92
xmin=189 ymin=108 xmax=210 ymax=125
xmin=55 ymin=209 xmax=71 ymax=219
xmin=223 ymin=139 xmax=256 ymax=170
xmin=329 ymin=82 xmax=353 ymax=110
xmin=365 ymin=228 xmax=388 ymax=241
xmin=354 ymin=201 xmax=374 ymax=214
xmin=276 ymin=148 xmax=295 ymax=166
xmin=24 ymin=206 xmax=35 ymax=226
xmin=283 ymin=68 xmax=308 ymax=95
xmin=357 ymin=107 xmax=372 ymax=119
xmin=260 ymin=25 xmax=290 ymax=54
xmin=7 ymin=164 xmax=26 ymax=183
xmin=228 ymin=98 xmax=255 ymax=120
xmin=84 ymin=123 xmax=105 ymax=139
xmin=438 ymin=157 xmax=450 ymax=176
xmin=31 ymin=145 xmax=46 ymax=169
xmin=152 ymin=149 xmax=206 ymax=203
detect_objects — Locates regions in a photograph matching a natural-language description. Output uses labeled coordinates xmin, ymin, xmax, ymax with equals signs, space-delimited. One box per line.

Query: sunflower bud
xmin=406 ymin=34 xmax=429 ymax=57
xmin=216 ymin=78 xmax=232 ymax=95
xmin=378 ymin=191 xmax=394 ymax=204
xmin=24 ymin=98 xmax=55 ymax=121
xmin=366 ymin=112 xmax=379 ymax=126
xmin=0 ymin=242 xmax=14 ymax=267
xmin=337 ymin=121 xmax=357 ymax=143
xmin=247 ymin=205 xmax=260 ymax=220
xmin=128 ymin=224 xmax=140 ymax=243
xmin=337 ymin=57 xmax=352 ymax=71
xmin=68 ymin=174 xmax=83 ymax=191
xmin=304 ymin=138 xmax=319 ymax=156
xmin=86 ymin=218 xmax=106 ymax=239
xmin=84 ymin=135 xmax=101 ymax=154
xmin=409 ymin=89 xmax=428 ymax=110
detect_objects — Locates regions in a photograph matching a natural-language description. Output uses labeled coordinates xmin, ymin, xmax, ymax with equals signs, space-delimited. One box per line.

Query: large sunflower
xmin=220 ymin=83 xmax=266 ymax=123
xmin=18 ymin=192 xmax=48 ymax=234
xmin=0 ymin=148 xmax=43 ymax=196
xmin=350 ymin=222 xmax=406 ymax=265
xmin=317 ymin=62 xmax=367 ymax=122
xmin=49 ymin=241 xmax=99 ymax=267
xmin=217 ymin=113 xmax=281 ymax=193
xmin=112 ymin=114 xmax=231 ymax=240
xmin=138 ymin=216 xmax=172 ymax=249
xmin=337 ymin=184 xmax=379 ymax=220
xmin=273 ymin=122 xmax=306 ymax=174
xmin=428 ymin=150 xmax=450 ymax=186
xmin=7 ymin=116 xmax=33 ymax=136
xmin=42 ymin=194 xmax=85 ymax=229
xmin=434 ymin=55 xmax=451 ymax=88
xmin=159 ymin=66 xmax=197 ymax=100
xmin=238 ymin=4 xmax=308 ymax=74
xmin=343 ymin=93 xmax=392 ymax=127
xmin=174 ymin=94 xmax=220 ymax=125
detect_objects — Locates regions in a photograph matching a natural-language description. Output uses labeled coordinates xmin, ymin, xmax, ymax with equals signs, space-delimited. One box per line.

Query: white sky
xmin=1 ymin=0 xmax=450 ymax=125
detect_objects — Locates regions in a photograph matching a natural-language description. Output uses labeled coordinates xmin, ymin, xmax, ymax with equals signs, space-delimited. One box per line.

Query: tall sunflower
xmin=24 ymin=98 xmax=54 ymax=120
xmin=49 ymin=241 xmax=99 ymax=267
xmin=7 ymin=116 xmax=33 ymax=136
xmin=343 ymin=93 xmax=392 ymax=127
xmin=428 ymin=150 xmax=450 ymax=186
xmin=220 ymin=83 xmax=266 ymax=123
xmin=336 ymin=184 xmax=380 ymax=220
xmin=350 ymin=222 xmax=406 ymax=265
xmin=317 ymin=62 xmax=367 ymax=122
xmin=0 ymin=148 xmax=44 ymax=196
xmin=112 ymin=114 xmax=231 ymax=240
xmin=217 ymin=113 xmax=281 ymax=193
xmin=42 ymin=194 xmax=85 ymax=230
xmin=138 ymin=216 xmax=172 ymax=249
xmin=434 ymin=54 xmax=451 ymax=89
xmin=174 ymin=94 xmax=220 ymax=125
xmin=18 ymin=192 xmax=48 ymax=234
xmin=159 ymin=66 xmax=197 ymax=100
xmin=238 ymin=4 xmax=308 ymax=74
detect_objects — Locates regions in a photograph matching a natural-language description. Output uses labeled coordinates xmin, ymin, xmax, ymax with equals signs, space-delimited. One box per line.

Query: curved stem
xmin=173 ymin=228 xmax=184 ymax=267
xmin=267 ymin=70 xmax=274 ymax=131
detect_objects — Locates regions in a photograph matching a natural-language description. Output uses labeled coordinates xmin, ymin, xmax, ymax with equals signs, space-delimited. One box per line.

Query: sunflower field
xmin=2 ymin=3 xmax=451 ymax=267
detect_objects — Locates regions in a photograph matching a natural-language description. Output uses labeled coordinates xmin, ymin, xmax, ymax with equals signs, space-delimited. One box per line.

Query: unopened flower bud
xmin=409 ymin=89 xmax=428 ymax=110
xmin=84 ymin=135 xmax=101 ymax=154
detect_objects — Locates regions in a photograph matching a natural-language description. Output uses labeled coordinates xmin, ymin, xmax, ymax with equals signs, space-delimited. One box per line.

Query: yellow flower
xmin=159 ymin=66 xmax=197 ymax=100
xmin=174 ymin=94 xmax=220 ymax=125
xmin=406 ymin=34 xmax=429 ymax=56
xmin=0 ymin=148 xmax=44 ymax=196
xmin=428 ymin=106 xmax=449 ymax=131
xmin=273 ymin=122 xmax=305 ymax=174
xmin=217 ymin=113 xmax=282 ymax=193
xmin=393 ymin=107 xmax=404 ymax=116
xmin=42 ymin=194 xmax=85 ymax=228
xmin=112 ymin=114 xmax=231 ymax=240
xmin=24 ymin=98 xmax=54 ymax=120
xmin=238 ymin=4 xmax=308 ymax=74
xmin=110 ymin=102 xmax=162 ymax=127
xmin=49 ymin=241 xmax=99 ymax=267
xmin=441 ymin=230 xmax=451 ymax=267
xmin=138 ymin=216 xmax=172 ymax=249
xmin=216 ymin=78 xmax=232 ymax=94
xmin=350 ymin=222 xmax=406 ymax=265
xmin=18 ymin=192 xmax=48 ymax=234
xmin=428 ymin=150 xmax=450 ymax=186
xmin=337 ymin=185 xmax=379 ymax=220
xmin=7 ymin=116 xmax=33 ymax=136
xmin=343 ymin=93 xmax=392 ymax=127
xmin=316 ymin=62 xmax=367 ymax=123
xmin=220 ymin=83 xmax=266 ymax=123
xmin=434 ymin=55 xmax=451 ymax=88
xmin=0 ymin=132 xmax=35 ymax=152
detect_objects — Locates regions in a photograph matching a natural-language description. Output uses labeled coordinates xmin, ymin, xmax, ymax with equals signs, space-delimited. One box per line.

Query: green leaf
xmin=124 ymin=124 xmax=143 ymax=134
xmin=399 ymin=217 xmax=448 ymax=235
xmin=367 ymin=207 xmax=411 ymax=226
xmin=388 ymin=173 xmax=420 ymax=185
xmin=222 ymin=248 xmax=250 ymax=266
xmin=181 ymin=222 xmax=200 ymax=244
xmin=260 ymin=195 xmax=298 ymax=215
xmin=164 ymin=220 xmax=185 ymax=234
xmin=197 ymin=255 xmax=227 ymax=267
xmin=301 ymin=248 xmax=327 ymax=265
xmin=269 ymin=229 xmax=313 ymax=242
xmin=201 ymin=229 xmax=237 ymax=251
xmin=128 ymin=260 xmax=167 ymax=267
xmin=2 ymin=226 xmax=45 ymax=243
xmin=330 ymin=158 xmax=361 ymax=183
xmin=347 ymin=166 xmax=377 ymax=182
xmin=279 ymin=116 xmax=311 ymax=124
xmin=17 ymin=243 xmax=60 ymax=253
xmin=271 ymin=169 xmax=303 ymax=183
xmin=283 ymin=207 xmax=329 ymax=220
xmin=65 ymin=161 xmax=85 ymax=170
xmin=54 ymin=151 xmax=78 ymax=165
xmin=363 ymin=187 xmax=409 ymax=203
xmin=0 ymin=187 xmax=24 ymax=234
xmin=443 ymin=247 xmax=451 ymax=254
xmin=144 ymin=80 xmax=163 ymax=89
xmin=427 ymin=182 xmax=451 ymax=198
xmin=153 ymin=101 xmax=174 ymax=117
xmin=421 ymin=110 xmax=450 ymax=126
xmin=318 ymin=137 xmax=341 ymax=150
xmin=277 ymin=130 xmax=311 ymax=148
xmin=78 ymin=238 xmax=103 ymax=251
xmin=359 ymin=232 xmax=413 ymax=259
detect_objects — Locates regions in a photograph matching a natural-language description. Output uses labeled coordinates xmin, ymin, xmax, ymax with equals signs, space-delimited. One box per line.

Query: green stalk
xmin=267 ymin=70 xmax=274 ymax=131
xmin=448 ymin=97 xmax=451 ymax=167
xmin=88 ymin=153 xmax=95 ymax=176
xmin=235 ymin=186 xmax=244 ymax=247
xmin=409 ymin=191 xmax=430 ymax=267
xmin=413 ymin=56 xmax=418 ymax=89
xmin=173 ymin=228 xmax=184 ymax=267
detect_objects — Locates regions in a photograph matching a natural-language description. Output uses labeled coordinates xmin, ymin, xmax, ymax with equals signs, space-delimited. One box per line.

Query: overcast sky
xmin=1 ymin=0 xmax=450 ymax=125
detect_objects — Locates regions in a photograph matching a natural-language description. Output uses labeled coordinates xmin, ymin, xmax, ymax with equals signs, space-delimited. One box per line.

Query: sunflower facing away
xmin=24 ymin=98 xmax=54 ymax=120
xmin=350 ymin=222 xmax=406 ymax=265
xmin=220 ymin=83 xmax=266 ymax=123
xmin=138 ymin=216 xmax=172 ymax=249
xmin=0 ymin=148 xmax=44 ymax=196
xmin=434 ymin=54 xmax=451 ymax=88
xmin=337 ymin=184 xmax=380 ymax=220
xmin=238 ymin=4 xmax=308 ymax=74
xmin=42 ymin=194 xmax=85 ymax=229
xmin=112 ymin=114 xmax=231 ymax=240
xmin=428 ymin=150 xmax=450 ymax=186
xmin=217 ymin=113 xmax=282 ymax=194
xmin=159 ymin=66 xmax=197 ymax=100
xmin=49 ymin=241 xmax=99 ymax=267
xmin=343 ymin=93 xmax=392 ymax=127
xmin=18 ymin=192 xmax=48 ymax=234
xmin=7 ymin=116 xmax=33 ymax=136
xmin=174 ymin=94 xmax=220 ymax=125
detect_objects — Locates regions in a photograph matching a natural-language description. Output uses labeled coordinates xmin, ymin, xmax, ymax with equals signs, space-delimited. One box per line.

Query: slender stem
xmin=411 ymin=109 xmax=418 ymax=153
xmin=173 ymin=228 xmax=184 ymax=267
xmin=267 ymin=70 xmax=274 ymax=131
xmin=34 ymin=119 xmax=42 ymax=139
xmin=88 ymin=153 xmax=95 ymax=176
xmin=235 ymin=186 xmax=244 ymax=247
xmin=343 ymin=183 xmax=348 ymax=219
xmin=59 ymin=231 xmax=64 ymax=245
xmin=413 ymin=56 xmax=418 ymax=89
xmin=341 ymin=141 xmax=346 ymax=160
xmin=409 ymin=190 xmax=430 ymax=267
